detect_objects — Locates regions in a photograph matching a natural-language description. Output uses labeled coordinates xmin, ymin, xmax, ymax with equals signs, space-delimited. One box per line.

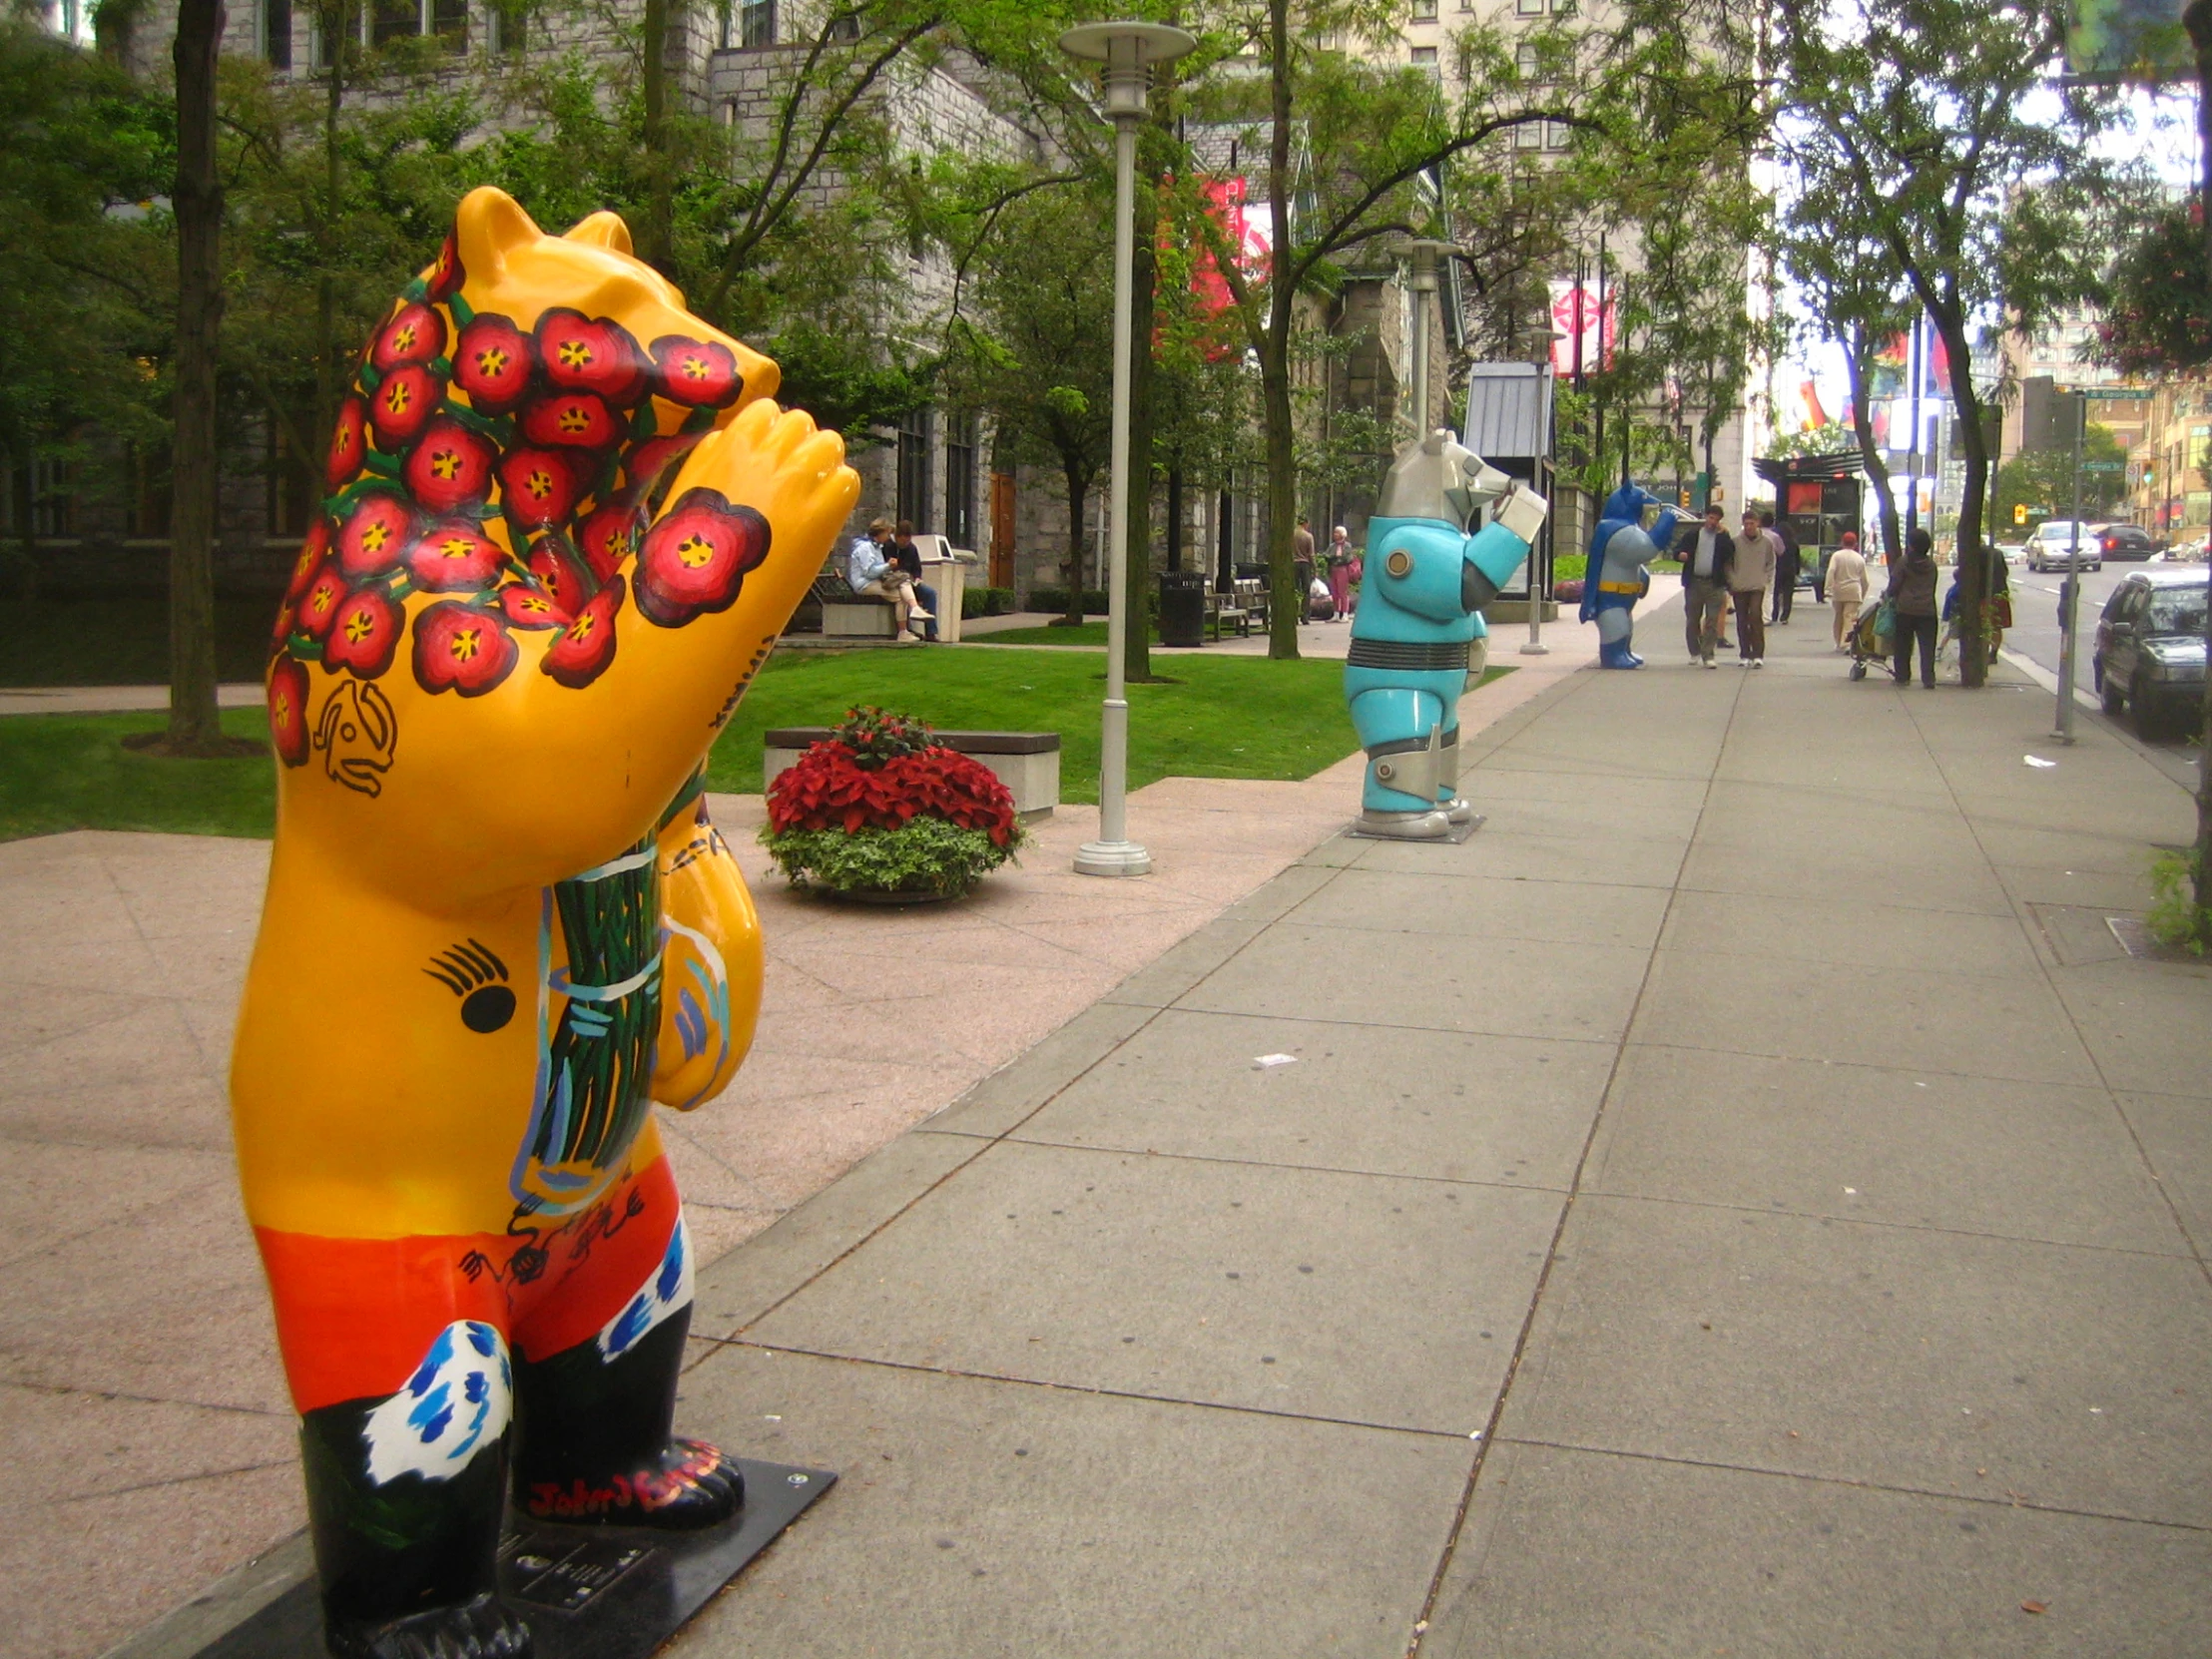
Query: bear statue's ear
xmin=563 ymin=212 xmax=635 ymax=257
xmin=453 ymin=187 xmax=542 ymax=287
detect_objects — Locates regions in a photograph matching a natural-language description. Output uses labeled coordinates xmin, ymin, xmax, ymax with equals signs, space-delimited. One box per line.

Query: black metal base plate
xmin=192 ymin=1460 xmax=834 ymax=1659
xmin=1346 ymin=814 xmax=1483 ymax=843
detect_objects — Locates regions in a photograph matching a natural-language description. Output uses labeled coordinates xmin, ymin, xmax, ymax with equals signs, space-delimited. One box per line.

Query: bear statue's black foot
xmin=325 ymin=1591 xmax=532 ymax=1659
xmin=521 ymin=1437 xmax=746 ymax=1530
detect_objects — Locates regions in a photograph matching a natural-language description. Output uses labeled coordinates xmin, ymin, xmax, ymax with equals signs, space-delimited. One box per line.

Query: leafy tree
xmin=1991 ymin=423 xmax=2128 ymax=526
xmin=2093 ymin=194 xmax=2210 ymax=377
xmin=1772 ymin=0 xmax=2136 ymax=686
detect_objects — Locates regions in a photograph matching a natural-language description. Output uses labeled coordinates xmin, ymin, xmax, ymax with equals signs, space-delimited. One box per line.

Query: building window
xmin=1410 ymin=44 xmax=1436 ymax=69
xmin=896 ymin=406 xmax=933 ymax=532
xmin=370 ymin=0 xmax=465 ymax=49
xmin=738 ymin=0 xmax=774 ymax=47
xmin=1546 ymin=119 xmax=1573 ymax=149
xmin=1516 ymin=0 xmax=1544 ymax=14
xmin=483 ymin=1 xmax=520 ymax=55
xmin=1515 ymin=41 xmax=1539 ymax=78
xmin=1514 ymin=117 xmax=1543 ymax=149
xmin=825 ymin=9 xmax=858 ymax=40
xmin=1410 ymin=0 xmax=1436 ymax=18
xmin=262 ymin=0 xmax=292 ymax=66
xmin=945 ymin=413 xmax=977 ymax=548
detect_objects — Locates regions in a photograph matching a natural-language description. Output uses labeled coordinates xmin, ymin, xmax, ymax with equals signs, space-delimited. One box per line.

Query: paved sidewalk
xmin=651 ymin=607 xmax=2210 ymax=1656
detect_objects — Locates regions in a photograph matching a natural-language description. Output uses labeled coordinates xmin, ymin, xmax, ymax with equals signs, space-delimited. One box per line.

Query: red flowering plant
xmin=762 ymin=707 xmax=1025 ymax=899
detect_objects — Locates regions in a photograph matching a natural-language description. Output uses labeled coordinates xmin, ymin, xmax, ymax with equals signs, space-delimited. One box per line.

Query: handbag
xmin=1872 ymin=597 xmax=1896 ymax=641
xmin=1988 ymin=593 xmax=2013 ymax=630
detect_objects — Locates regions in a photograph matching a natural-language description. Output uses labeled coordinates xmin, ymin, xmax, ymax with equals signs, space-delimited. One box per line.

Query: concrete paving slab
xmin=1679 ymin=835 xmax=2015 ymax=912
xmin=2114 ymin=1091 xmax=2212 ymax=1258
xmin=1004 ymin=1009 xmax=1612 ymax=1188
xmin=0 ymin=998 xmax=234 ymax=1154
xmin=1657 ymin=887 xmax=2047 ymax=979
xmin=917 ymin=1001 xmax=1162 ymax=1140
xmin=1427 ymin=1440 xmax=2212 ymax=1659
xmin=746 ymin=1139 xmax=1561 ymax=1434
xmin=667 ymin=1347 xmax=1467 ymax=1659
xmin=2046 ymin=959 xmax=2212 ymax=1097
xmin=689 ymin=1129 xmax=989 ymax=1341
xmin=1995 ymin=862 xmax=2163 ymax=913
xmin=1497 ymin=1195 xmax=2212 ymax=1527
xmin=1582 ymin=1045 xmax=2187 ymax=1255
xmin=1630 ymin=948 xmax=2099 ymax=1087
xmin=1972 ymin=823 xmax=2182 ymax=878
xmin=1282 ymin=865 xmax=1673 ymax=949
xmin=1176 ymin=921 xmax=1651 ymax=1044
xmin=1 ymin=1137 xmax=233 ymax=1271
xmin=1353 ymin=830 xmax=1689 ymax=889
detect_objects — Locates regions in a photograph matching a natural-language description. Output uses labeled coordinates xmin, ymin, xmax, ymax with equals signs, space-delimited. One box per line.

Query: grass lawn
xmin=0 ymin=707 xmax=276 ymax=840
xmin=0 ymin=649 xmax=1512 ymax=839
xmin=970 ymin=622 xmax=1155 ymax=648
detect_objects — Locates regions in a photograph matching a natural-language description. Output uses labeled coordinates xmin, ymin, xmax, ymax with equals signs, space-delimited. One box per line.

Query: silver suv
xmin=2026 ymin=521 xmax=2101 ymax=572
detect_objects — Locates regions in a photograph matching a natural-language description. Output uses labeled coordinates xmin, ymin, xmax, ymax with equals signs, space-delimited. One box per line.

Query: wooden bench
xmin=1205 ymin=578 xmax=1270 ymax=640
xmin=764 ymin=728 xmax=1061 ymax=821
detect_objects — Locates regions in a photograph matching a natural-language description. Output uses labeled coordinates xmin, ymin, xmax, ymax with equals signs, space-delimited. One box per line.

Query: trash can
xmin=1158 ymin=570 xmax=1207 ymax=648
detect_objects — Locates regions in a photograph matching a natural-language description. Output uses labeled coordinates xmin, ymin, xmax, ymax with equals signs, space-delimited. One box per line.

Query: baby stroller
xmin=1847 ymin=599 xmax=1893 ymax=681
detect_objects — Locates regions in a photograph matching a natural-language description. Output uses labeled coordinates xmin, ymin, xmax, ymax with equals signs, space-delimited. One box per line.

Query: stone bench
xmin=763 ymin=729 xmax=1061 ymax=821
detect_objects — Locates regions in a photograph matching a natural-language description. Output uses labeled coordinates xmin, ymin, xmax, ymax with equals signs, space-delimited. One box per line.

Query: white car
xmin=2025 ymin=521 xmax=2101 ymax=572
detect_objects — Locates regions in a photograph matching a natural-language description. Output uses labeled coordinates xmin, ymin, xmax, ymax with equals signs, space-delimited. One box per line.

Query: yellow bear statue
xmin=232 ymin=187 xmax=857 ymax=1659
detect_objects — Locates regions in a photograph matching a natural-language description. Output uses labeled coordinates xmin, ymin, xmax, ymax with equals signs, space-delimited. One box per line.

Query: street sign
xmin=2082 ymin=460 xmax=2124 ymax=473
xmin=2054 ymin=384 xmax=2156 ymax=400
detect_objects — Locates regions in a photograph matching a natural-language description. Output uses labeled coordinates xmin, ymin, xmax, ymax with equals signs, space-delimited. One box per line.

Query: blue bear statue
xmin=1345 ymin=429 xmax=1549 ymax=839
xmin=1580 ymin=481 xmax=1683 ymax=669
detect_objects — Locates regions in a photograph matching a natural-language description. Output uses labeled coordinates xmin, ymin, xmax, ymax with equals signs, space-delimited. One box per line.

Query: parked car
xmin=2092 ymin=567 xmax=2209 ymax=741
xmin=2025 ymin=520 xmax=2101 ymax=572
xmin=2097 ymin=524 xmax=2157 ymax=561
xmin=1993 ymin=539 xmax=2028 ymax=564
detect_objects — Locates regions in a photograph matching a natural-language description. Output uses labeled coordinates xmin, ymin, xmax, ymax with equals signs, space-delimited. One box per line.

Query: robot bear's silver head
xmin=1378 ymin=430 xmax=1513 ymax=531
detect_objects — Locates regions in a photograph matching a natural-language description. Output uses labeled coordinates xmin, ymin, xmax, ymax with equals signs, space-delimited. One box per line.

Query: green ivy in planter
xmin=764 ymin=817 xmax=1015 ymax=897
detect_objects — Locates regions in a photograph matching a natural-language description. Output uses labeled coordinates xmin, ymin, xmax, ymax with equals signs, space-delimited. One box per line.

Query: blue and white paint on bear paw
xmin=363 ymin=1320 xmax=513 ymax=1486
xmin=597 ymin=1216 xmax=694 ymax=1362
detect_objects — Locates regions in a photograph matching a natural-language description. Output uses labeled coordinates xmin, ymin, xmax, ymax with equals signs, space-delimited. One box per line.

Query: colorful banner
xmin=1547 ymin=281 xmax=1614 ymax=376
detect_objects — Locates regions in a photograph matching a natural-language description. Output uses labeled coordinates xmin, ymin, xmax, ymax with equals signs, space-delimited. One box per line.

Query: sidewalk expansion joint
xmin=1572 ymin=1184 xmax=2202 ymax=1261
xmin=691 ymin=1338 xmax=1486 ymax=1441
xmin=925 ymin=1129 xmax=1577 ymax=1196
xmin=2 ymin=1379 xmax=292 ymax=1419
xmin=1492 ymin=1435 xmax=2212 ymax=1533
xmin=1403 ymin=660 xmax=1750 ymax=1659
xmin=1623 ymin=1035 xmax=2091 ymax=1089
xmin=55 ymin=1458 xmax=297 ymax=1506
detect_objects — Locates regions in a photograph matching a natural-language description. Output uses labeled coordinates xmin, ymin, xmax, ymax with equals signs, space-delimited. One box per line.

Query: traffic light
xmin=2013 ymin=503 xmax=2028 ymax=524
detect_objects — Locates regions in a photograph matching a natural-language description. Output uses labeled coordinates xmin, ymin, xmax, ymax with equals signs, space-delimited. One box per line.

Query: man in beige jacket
xmin=1826 ymin=531 xmax=1869 ymax=650
xmin=1731 ymin=509 xmax=1778 ymax=667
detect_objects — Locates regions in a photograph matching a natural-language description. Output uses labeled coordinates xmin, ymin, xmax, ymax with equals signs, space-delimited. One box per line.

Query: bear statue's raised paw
xmin=326 ymin=1592 xmax=532 ymax=1659
xmin=525 ymin=1437 xmax=746 ymax=1530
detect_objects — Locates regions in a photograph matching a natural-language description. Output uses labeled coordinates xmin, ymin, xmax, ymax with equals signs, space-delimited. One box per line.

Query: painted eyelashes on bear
xmin=424 ymin=937 xmax=518 ymax=1033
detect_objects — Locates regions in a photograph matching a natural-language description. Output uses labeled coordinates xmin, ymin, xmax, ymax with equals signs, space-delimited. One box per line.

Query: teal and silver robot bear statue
xmin=1580 ymin=481 xmax=1683 ymax=669
xmin=1346 ymin=429 xmax=1548 ymax=839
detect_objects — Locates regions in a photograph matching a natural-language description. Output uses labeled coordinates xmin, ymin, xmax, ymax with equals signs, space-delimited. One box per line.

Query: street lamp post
xmin=1060 ymin=20 xmax=1195 ymax=879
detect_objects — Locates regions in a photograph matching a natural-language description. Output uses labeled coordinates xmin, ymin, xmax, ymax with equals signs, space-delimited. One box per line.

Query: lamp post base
xmin=1517 ymin=642 xmax=1551 ymax=655
xmin=1075 ymin=837 xmax=1152 ymax=876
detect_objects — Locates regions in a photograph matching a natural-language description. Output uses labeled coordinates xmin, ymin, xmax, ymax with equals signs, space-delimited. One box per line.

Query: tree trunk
xmin=1262 ymin=0 xmax=1299 ymax=660
xmin=2187 ymin=0 xmax=2212 ymax=941
xmin=1062 ymin=454 xmax=1089 ymax=626
xmin=166 ymin=0 xmax=227 ymax=753
xmin=1844 ymin=323 xmax=1902 ymax=565
xmin=639 ymin=0 xmax=675 ymax=276
xmin=1124 ymin=177 xmax=1157 ymax=684
xmin=315 ymin=0 xmax=347 ymax=467
xmin=1930 ymin=306 xmax=1987 ymax=687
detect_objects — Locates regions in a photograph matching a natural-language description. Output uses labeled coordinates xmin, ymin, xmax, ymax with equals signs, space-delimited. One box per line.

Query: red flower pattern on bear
xmin=324 ymin=586 xmax=402 ymax=679
xmin=337 ymin=490 xmax=416 ymax=580
xmin=522 ymin=391 xmax=620 ymax=451
xmin=405 ymin=519 xmax=507 ymax=592
xmin=402 ymin=417 xmax=497 ymax=515
xmin=453 ymin=314 xmax=534 ymax=413
xmin=424 ymin=231 xmax=464 ymax=302
xmin=268 ymin=655 xmax=311 ymax=767
xmin=575 ymin=503 xmax=642 ymax=584
xmin=295 ymin=563 xmax=348 ymax=642
xmin=499 ymin=445 xmax=585 ymax=528
xmin=284 ymin=521 xmax=331 ymax=606
xmin=633 ymin=488 xmax=770 ymax=627
xmin=536 ymin=309 xmax=648 ymax=407
xmin=326 ymin=397 xmax=367 ymax=488
xmin=616 ymin=431 xmax=703 ymax=508
xmin=371 ymin=302 xmax=447 ymax=373
xmin=650 ymin=336 xmax=742 ymax=409
xmin=525 ymin=541 xmax=587 ymax=617
xmin=498 ymin=582 xmax=570 ymax=629
xmin=542 ymin=575 xmax=624 ymax=689
xmin=370 ymin=364 xmax=444 ymax=451
xmin=413 ymin=600 xmax=519 ymax=697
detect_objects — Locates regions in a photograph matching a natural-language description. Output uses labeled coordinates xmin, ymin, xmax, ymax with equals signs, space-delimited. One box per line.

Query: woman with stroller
xmin=1887 ymin=527 xmax=1940 ymax=688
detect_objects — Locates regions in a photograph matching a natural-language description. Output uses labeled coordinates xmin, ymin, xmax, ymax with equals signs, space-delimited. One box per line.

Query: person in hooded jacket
xmin=1888 ymin=527 xmax=1940 ymax=688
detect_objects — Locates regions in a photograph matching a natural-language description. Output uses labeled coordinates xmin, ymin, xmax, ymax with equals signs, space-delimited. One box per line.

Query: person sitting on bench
xmin=846 ymin=516 xmax=931 ymax=638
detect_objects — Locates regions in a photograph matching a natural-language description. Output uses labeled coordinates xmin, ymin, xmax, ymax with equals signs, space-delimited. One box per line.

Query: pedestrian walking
xmin=1675 ymin=504 xmax=1734 ymax=668
xmin=1327 ymin=524 xmax=1358 ymax=620
xmin=1731 ymin=508 xmax=1777 ymax=666
xmin=1826 ymin=531 xmax=1869 ymax=651
xmin=1765 ymin=509 xmax=1800 ymax=625
xmin=1888 ymin=526 xmax=1940 ymax=688
xmin=1293 ymin=516 xmax=1317 ymax=623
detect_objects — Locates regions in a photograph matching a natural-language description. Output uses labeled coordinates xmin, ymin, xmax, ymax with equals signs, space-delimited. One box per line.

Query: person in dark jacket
xmin=1888 ymin=527 xmax=1940 ymax=688
xmin=1765 ymin=509 xmax=1801 ymax=625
